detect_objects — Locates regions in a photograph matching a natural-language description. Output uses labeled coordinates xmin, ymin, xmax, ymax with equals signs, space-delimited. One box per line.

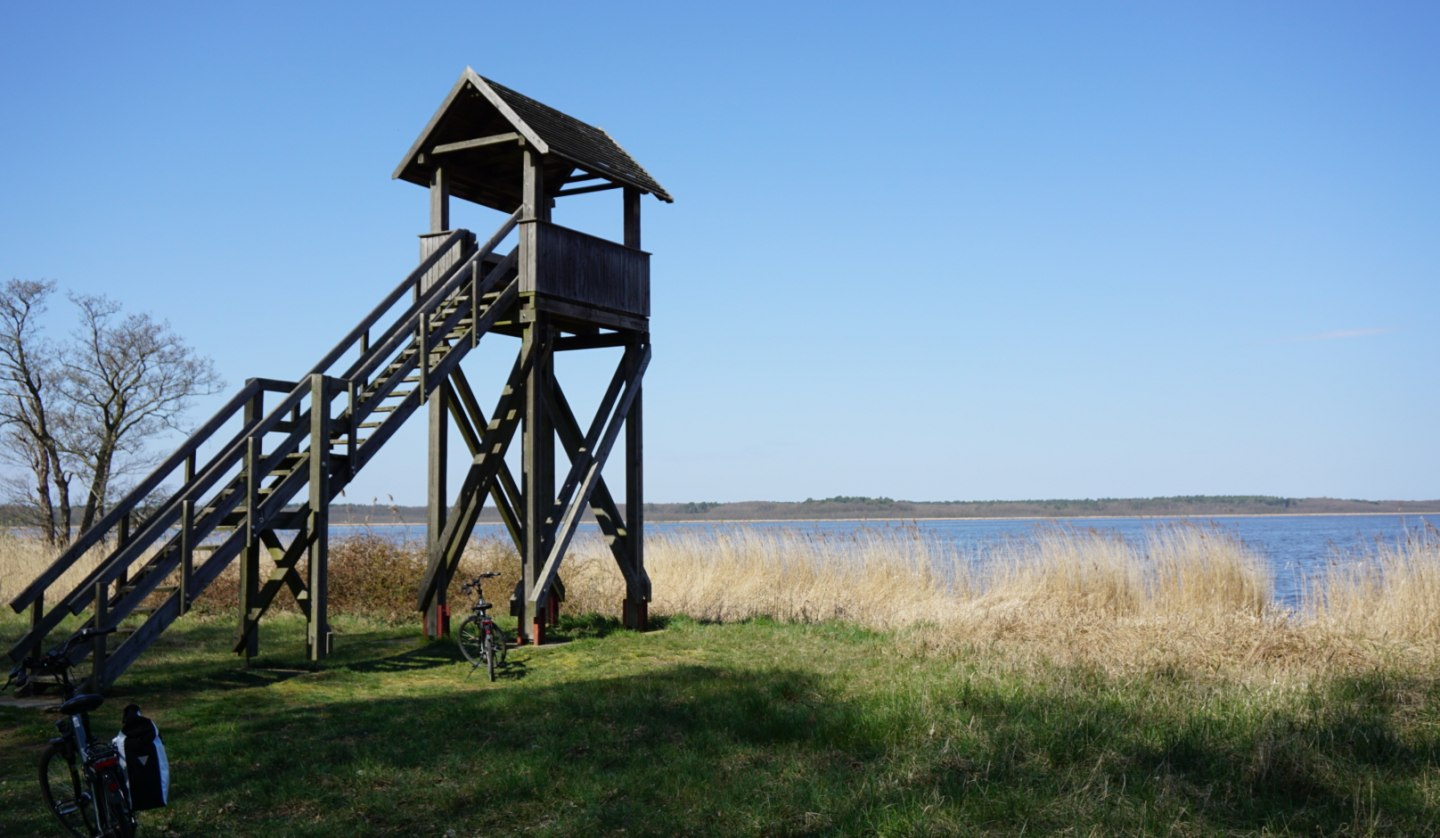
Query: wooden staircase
xmin=6 ymin=212 xmax=521 ymax=690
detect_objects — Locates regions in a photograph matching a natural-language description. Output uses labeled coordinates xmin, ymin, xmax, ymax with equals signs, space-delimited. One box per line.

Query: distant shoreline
xmin=329 ymin=509 xmax=1440 ymax=527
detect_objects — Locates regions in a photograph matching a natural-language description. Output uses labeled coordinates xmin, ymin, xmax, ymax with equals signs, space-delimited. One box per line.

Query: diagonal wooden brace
xmin=547 ymin=384 xmax=637 ymax=585
xmin=530 ymin=345 xmax=650 ymax=610
xmin=447 ymin=369 xmax=526 ymax=553
xmin=416 ymin=349 xmax=532 ymax=613
xmin=233 ymin=526 xmax=313 ymax=653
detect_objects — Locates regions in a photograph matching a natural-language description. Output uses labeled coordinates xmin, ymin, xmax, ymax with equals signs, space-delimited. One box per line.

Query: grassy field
xmin=2 ymin=525 xmax=1438 ymax=835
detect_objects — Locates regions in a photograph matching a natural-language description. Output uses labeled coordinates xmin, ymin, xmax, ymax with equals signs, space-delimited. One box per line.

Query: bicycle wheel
xmin=457 ymin=616 xmax=484 ymax=665
xmin=39 ymin=741 xmax=96 ymax=837
xmin=95 ymin=765 xmax=136 ymax=838
xmin=483 ymin=633 xmax=501 ymax=685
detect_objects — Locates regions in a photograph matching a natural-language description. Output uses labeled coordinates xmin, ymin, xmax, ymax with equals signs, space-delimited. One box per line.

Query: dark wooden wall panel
xmin=528 ymin=221 xmax=649 ymax=317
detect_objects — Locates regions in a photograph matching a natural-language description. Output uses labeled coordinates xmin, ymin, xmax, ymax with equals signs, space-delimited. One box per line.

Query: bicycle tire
xmin=483 ymin=632 xmax=496 ymax=682
xmin=39 ymin=741 xmax=96 ymax=837
xmin=457 ymin=616 xmax=484 ymax=665
xmin=95 ymin=765 xmax=136 ymax=838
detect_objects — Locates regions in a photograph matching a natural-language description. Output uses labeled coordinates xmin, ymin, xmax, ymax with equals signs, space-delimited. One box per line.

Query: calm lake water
xmin=338 ymin=513 xmax=1437 ymax=609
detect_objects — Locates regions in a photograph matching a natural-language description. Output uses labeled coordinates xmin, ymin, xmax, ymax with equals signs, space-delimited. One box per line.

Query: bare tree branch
xmin=0 ymin=278 xmax=72 ymax=544
xmin=60 ymin=293 xmax=223 ymax=531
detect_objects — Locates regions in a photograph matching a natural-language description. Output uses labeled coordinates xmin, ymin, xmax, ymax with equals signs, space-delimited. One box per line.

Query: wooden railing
xmin=5 ymin=213 xmax=520 ymax=677
xmin=525 ymin=221 xmax=649 ymax=317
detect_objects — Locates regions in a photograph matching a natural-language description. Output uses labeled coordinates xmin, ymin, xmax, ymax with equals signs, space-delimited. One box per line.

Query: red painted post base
xmin=423 ymin=604 xmax=450 ymax=639
xmin=622 ymin=599 xmax=648 ymax=631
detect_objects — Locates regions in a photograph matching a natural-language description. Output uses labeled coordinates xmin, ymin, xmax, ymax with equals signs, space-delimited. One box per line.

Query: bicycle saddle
xmin=60 ymin=693 xmax=105 ymax=714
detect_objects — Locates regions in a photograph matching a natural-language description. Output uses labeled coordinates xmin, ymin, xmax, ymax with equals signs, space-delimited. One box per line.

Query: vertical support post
xmin=622 ymin=188 xmax=648 ymax=630
xmin=624 ymin=187 xmax=642 ymax=251
xmin=423 ymin=168 xmax=450 ymax=639
xmin=90 ymin=579 xmax=108 ymax=693
xmin=346 ymin=379 xmax=359 ymax=476
xmin=308 ymin=375 xmax=331 ymax=663
xmin=27 ymin=594 xmax=43 ymax=668
xmin=623 ymin=338 xmax=648 ymax=630
xmin=521 ymin=316 xmax=553 ymax=645
xmin=180 ymin=500 xmax=194 ymax=615
xmin=238 ymin=389 xmax=262 ymax=662
xmin=116 ymin=514 xmax=131 ymax=591
xmin=430 ymin=165 xmax=450 ymax=234
xmin=518 ymin=144 xmax=552 ymax=644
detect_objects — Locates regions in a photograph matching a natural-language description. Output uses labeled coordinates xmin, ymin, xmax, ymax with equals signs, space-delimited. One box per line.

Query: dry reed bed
xmin=566 ymin=522 xmax=1440 ymax=681
xmin=4 ymin=523 xmax=1437 ymax=681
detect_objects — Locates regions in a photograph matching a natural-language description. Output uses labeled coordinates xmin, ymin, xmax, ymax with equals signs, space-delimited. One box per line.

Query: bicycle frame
xmin=7 ymin=627 xmax=137 ymax=837
xmin=457 ymin=573 xmax=508 ymax=680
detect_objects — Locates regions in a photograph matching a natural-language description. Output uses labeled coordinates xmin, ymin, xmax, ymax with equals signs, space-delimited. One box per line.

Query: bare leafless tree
xmin=0 ymin=279 xmax=73 ymax=544
xmin=1 ymin=281 xmax=223 ymax=542
xmin=59 ymin=294 xmax=223 ymax=533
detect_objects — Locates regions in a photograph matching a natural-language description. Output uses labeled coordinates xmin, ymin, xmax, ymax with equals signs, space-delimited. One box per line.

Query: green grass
xmin=2 ymin=614 xmax=1438 ymax=836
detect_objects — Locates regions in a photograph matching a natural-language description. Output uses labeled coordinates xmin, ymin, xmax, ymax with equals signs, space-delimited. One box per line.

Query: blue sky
xmin=2 ymin=2 xmax=1436 ymax=504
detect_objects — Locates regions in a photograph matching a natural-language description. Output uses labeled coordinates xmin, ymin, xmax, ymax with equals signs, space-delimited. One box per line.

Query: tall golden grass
xmin=563 ymin=522 xmax=1439 ymax=680
xmin=4 ymin=522 xmax=1437 ymax=680
xmin=0 ymin=530 xmax=113 ymax=607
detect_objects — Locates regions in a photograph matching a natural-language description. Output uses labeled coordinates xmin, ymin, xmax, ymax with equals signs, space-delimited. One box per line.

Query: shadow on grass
xmin=133 ymin=660 xmax=1440 ymax=837
xmin=159 ymin=665 xmax=880 ymax=836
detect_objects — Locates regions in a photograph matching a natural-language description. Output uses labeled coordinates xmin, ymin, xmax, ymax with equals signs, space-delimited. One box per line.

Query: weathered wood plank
xmin=430 ymin=132 xmax=522 ymax=155
xmin=525 ymin=221 xmax=649 ymax=318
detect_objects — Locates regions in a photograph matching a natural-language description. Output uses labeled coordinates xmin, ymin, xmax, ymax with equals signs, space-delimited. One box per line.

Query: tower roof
xmin=393 ymin=69 xmax=672 ymax=211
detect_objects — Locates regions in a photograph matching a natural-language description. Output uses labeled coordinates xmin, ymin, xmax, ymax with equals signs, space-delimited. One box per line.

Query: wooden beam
xmin=547 ymin=383 xmax=632 ymax=578
xmin=520 ymin=311 xmax=554 ymax=643
xmin=624 ymin=187 xmax=642 ymax=250
xmin=430 ymin=166 xmax=449 ymax=233
xmin=430 ymin=133 xmax=521 ymax=155
xmin=449 ymin=369 xmax=526 ymax=553
xmin=526 ymin=296 xmax=649 ymax=334
xmin=416 ymin=348 xmax=533 ymax=613
xmin=556 ymin=182 xmax=623 ymax=198
xmin=531 ymin=345 xmax=650 ymax=610
xmin=233 ymin=527 xmax=312 ymax=653
xmin=554 ymin=332 xmax=629 ymax=351
xmin=307 ymin=374 xmax=331 ymax=662
xmin=623 ymin=339 xmax=649 ymax=625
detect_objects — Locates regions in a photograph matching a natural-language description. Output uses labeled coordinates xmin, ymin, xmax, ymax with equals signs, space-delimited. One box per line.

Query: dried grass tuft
xmin=6 ymin=520 xmax=1438 ymax=683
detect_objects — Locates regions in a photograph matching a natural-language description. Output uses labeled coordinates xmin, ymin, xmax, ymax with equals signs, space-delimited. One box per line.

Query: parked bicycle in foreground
xmin=457 ymin=573 xmax=509 ymax=681
xmin=4 ymin=626 xmax=168 ymax=837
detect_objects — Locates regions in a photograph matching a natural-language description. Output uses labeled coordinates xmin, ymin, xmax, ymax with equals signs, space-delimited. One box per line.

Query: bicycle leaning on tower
xmin=4 ymin=626 xmax=168 ymax=838
xmin=456 ymin=572 xmax=510 ymax=681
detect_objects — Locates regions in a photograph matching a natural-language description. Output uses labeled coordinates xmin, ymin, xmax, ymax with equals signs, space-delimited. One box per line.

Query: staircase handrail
xmin=56 ymin=373 xmax=332 ymax=614
xmin=305 ymin=229 xmax=468 ymax=378
xmin=341 ymin=211 xmax=519 ymax=386
xmin=7 ymin=377 xmax=295 ymax=614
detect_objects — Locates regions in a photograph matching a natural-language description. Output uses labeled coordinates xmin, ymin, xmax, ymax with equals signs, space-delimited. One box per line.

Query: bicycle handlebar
xmin=460 ymin=572 xmax=502 ymax=593
xmin=9 ymin=625 xmax=119 ymax=683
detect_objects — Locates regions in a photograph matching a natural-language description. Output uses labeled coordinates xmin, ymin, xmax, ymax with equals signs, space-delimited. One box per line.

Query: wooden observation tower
xmin=6 ymin=69 xmax=669 ymax=690
xmin=394 ymin=69 xmax=672 ymax=644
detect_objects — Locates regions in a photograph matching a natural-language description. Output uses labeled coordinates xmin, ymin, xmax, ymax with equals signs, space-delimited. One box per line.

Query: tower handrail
xmin=6 ymin=377 xmax=291 ymax=613
xmin=344 ymin=216 xmax=518 ymax=391
xmin=306 ymin=228 xmax=468 ymax=377
xmin=7 ymin=208 xmax=522 ymax=677
xmin=8 ymin=230 xmax=484 ymax=617
xmin=340 ymin=211 xmax=518 ymax=384
xmin=58 ymin=376 xmax=323 ymax=616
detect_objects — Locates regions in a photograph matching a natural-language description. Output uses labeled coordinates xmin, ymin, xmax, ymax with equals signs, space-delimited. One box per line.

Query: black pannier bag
xmin=112 ymin=703 xmax=170 ymax=810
